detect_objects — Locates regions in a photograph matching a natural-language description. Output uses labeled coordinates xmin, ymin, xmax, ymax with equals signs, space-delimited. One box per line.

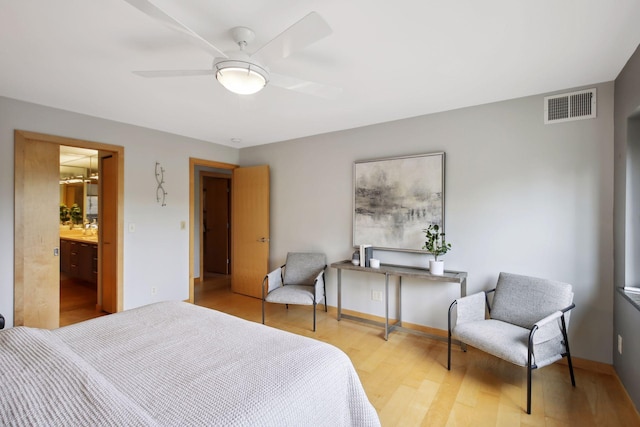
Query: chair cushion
xmin=453 ymin=319 xmax=565 ymax=368
xmin=265 ymin=285 xmax=315 ymax=305
xmin=491 ymin=272 xmax=573 ymax=329
xmin=283 ymin=253 xmax=326 ymax=286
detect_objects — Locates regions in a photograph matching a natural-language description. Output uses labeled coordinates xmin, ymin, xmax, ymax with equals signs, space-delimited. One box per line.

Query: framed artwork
xmin=353 ymin=152 xmax=445 ymax=252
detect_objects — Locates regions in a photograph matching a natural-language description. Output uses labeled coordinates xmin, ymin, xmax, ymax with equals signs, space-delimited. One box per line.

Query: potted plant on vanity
xmin=60 ymin=204 xmax=70 ymax=224
xmin=422 ymin=224 xmax=452 ymax=275
xmin=70 ymin=203 xmax=83 ymax=228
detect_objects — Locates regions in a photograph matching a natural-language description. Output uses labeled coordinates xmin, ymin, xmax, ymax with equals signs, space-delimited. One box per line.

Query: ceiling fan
xmin=124 ymin=0 xmax=341 ymax=98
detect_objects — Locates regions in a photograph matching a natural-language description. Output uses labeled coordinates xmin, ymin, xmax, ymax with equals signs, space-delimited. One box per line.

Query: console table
xmin=331 ymin=260 xmax=468 ymax=341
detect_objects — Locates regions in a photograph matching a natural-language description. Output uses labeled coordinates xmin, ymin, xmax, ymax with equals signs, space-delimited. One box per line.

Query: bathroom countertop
xmin=59 ymin=229 xmax=98 ymax=243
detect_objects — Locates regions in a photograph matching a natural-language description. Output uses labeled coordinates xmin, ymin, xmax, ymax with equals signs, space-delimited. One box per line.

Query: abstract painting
xmin=353 ymin=152 xmax=445 ymax=252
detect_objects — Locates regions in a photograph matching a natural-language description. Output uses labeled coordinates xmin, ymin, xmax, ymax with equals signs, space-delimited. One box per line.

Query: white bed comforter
xmin=1 ymin=301 xmax=380 ymax=426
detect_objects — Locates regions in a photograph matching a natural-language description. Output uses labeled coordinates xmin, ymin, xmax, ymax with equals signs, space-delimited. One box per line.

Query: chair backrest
xmin=283 ymin=252 xmax=326 ymax=286
xmin=490 ymin=272 xmax=573 ymax=329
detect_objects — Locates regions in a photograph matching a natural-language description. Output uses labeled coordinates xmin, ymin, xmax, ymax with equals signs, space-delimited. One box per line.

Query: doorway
xmin=190 ymin=159 xmax=236 ymax=303
xmin=188 ymin=158 xmax=270 ymax=304
xmin=201 ymin=172 xmax=231 ymax=276
xmin=14 ymin=130 xmax=124 ymax=329
xmin=59 ymin=146 xmax=102 ymax=326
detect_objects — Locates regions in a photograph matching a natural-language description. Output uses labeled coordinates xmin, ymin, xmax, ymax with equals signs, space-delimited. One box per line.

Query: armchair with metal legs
xmin=447 ymin=272 xmax=576 ymax=414
xmin=262 ymin=252 xmax=327 ymax=332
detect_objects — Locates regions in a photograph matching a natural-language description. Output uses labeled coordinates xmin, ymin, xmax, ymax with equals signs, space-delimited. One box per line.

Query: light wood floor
xmin=61 ymin=275 xmax=640 ymax=426
xmin=194 ymin=275 xmax=640 ymax=427
xmin=59 ymin=275 xmax=108 ymax=327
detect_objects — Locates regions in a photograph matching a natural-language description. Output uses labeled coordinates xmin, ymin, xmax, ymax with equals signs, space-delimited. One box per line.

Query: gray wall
xmin=614 ymin=43 xmax=640 ymax=411
xmin=0 ymin=78 xmax=620 ymax=368
xmin=0 ymin=96 xmax=239 ymax=326
xmin=241 ymin=81 xmax=615 ymax=364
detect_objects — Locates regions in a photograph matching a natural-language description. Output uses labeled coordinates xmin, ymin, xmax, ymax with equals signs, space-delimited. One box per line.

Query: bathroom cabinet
xmin=60 ymin=238 xmax=97 ymax=284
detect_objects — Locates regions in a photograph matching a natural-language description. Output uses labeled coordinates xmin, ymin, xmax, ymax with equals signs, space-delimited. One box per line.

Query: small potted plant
xmin=70 ymin=203 xmax=83 ymax=227
xmin=60 ymin=204 xmax=70 ymax=224
xmin=422 ymin=224 xmax=452 ymax=275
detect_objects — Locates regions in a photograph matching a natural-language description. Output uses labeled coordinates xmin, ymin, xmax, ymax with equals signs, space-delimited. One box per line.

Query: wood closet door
xmin=231 ymin=165 xmax=270 ymax=298
xmin=14 ymin=133 xmax=60 ymax=328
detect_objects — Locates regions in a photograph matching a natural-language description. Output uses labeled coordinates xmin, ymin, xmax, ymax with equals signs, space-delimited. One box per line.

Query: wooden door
xmin=100 ymin=154 xmax=117 ymax=313
xmin=14 ymin=133 xmax=60 ymax=328
xmin=203 ymin=176 xmax=230 ymax=274
xmin=231 ymin=165 xmax=270 ymax=298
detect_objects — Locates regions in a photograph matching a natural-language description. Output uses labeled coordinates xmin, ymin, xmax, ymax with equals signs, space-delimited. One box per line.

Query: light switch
xmin=129 ymin=223 xmax=135 ymax=233
xmin=180 ymin=221 xmax=186 ymax=230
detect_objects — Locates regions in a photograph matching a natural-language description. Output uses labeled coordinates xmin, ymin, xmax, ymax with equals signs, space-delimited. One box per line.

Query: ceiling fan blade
xmin=269 ymin=73 xmax=342 ymax=99
xmin=252 ymin=12 xmax=332 ymax=63
xmin=123 ymin=0 xmax=227 ymax=59
xmin=133 ymin=69 xmax=214 ymax=78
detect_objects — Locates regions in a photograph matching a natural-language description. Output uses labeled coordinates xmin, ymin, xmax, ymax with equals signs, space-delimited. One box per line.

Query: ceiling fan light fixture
xmin=215 ymin=59 xmax=269 ymax=95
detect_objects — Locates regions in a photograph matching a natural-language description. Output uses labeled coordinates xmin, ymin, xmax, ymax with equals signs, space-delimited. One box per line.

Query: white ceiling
xmin=1 ymin=1 xmax=639 ymax=148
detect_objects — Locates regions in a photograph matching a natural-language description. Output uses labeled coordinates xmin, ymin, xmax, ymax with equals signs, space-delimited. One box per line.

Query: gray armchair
xmin=262 ymin=252 xmax=327 ymax=331
xmin=447 ymin=272 xmax=576 ymax=414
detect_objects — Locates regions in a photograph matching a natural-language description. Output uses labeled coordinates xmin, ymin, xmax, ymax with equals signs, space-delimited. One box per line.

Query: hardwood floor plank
xmin=59 ymin=277 xmax=107 ymax=327
xmin=421 ymin=366 xmax=465 ymax=426
xmin=379 ymin=384 xmax=419 ymax=425
xmin=396 ymin=379 xmax=440 ymax=426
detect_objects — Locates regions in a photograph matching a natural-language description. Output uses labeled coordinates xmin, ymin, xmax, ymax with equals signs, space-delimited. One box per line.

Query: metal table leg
xmin=460 ymin=276 xmax=467 ymax=350
xmin=461 ymin=276 xmax=467 ymax=297
xmin=397 ymin=276 xmax=402 ymax=327
xmin=384 ymin=273 xmax=389 ymax=340
xmin=337 ymin=268 xmax=342 ymax=321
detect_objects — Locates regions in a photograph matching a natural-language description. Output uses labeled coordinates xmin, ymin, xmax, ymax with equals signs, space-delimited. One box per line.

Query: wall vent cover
xmin=544 ymin=88 xmax=596 ymax=124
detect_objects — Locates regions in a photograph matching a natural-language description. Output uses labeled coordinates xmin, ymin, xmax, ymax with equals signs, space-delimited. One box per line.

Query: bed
xmin=0 ymin=301 xmax=380 ymax=426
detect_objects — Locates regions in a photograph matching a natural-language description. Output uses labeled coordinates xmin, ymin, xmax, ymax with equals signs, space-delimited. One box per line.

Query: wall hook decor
xmin=155 ymin=162 xmax=167 ymax=206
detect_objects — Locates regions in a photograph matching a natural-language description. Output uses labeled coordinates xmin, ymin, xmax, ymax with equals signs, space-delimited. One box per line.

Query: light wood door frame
xmin=14 ymin=130 xmax=124 ymax=325
xmin=189 ymin=158 xmax=237 ymax=302
xmin=100 ymin=154 xmax=119 ymax=313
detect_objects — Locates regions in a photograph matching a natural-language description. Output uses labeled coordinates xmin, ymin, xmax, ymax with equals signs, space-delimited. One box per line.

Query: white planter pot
xmin=429 ymin=260 xmax=444 ymax=275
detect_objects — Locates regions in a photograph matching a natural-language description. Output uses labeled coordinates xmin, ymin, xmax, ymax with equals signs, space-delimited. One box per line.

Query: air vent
xmin=544 ymin=88 xmax=596 ymax=124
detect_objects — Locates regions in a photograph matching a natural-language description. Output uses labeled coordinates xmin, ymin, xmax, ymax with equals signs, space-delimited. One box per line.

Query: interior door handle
xmin=257 ymin=237 xmax=270 ymax=243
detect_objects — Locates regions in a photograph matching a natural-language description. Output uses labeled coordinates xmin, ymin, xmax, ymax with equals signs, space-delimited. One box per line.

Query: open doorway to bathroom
xmin=59 ymin=146 xmax=105 ymax=326
xmin=14 ymin=130 xmax=123 ymax=329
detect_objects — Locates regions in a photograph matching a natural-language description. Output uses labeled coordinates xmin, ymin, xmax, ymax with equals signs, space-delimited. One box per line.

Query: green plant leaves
xmin=421 ymin=224 xmax=452 ymax=261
